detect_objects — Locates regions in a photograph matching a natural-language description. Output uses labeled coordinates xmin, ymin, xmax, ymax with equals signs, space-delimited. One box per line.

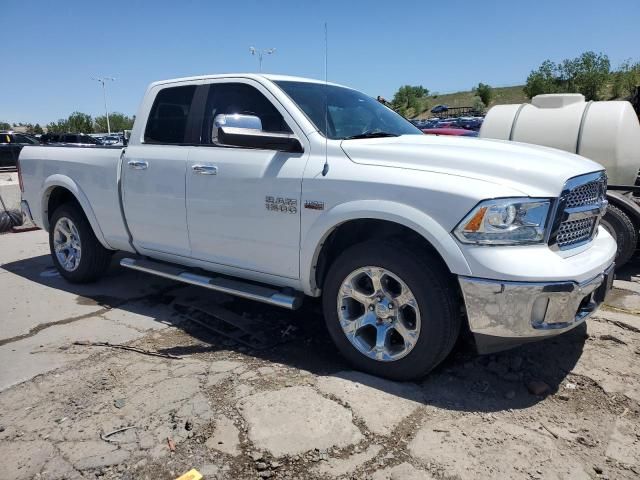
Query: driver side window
xmin=201 ymin=83 xmax=292 ymax=144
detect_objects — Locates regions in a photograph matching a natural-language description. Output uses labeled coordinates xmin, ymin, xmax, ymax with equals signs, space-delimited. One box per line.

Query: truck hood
xmin=340 ymin=135 xmax=604 ymax=197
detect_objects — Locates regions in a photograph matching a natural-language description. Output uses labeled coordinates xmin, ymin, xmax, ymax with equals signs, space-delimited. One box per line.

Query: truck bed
xmin=18 ymin=145 xmax=132 ymax=251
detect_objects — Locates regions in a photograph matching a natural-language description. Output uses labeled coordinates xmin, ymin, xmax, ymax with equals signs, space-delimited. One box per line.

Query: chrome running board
xmin=120 ymin=257 xmax=302 ymax=310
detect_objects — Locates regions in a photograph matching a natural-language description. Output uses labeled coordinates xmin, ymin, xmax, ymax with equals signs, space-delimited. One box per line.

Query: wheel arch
xmin=42 ymin=175 xmax=112 ymax=250
xmin=301 ymin=200 xmax=471 ymax=296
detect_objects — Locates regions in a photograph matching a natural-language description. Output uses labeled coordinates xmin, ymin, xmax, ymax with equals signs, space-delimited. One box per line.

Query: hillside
xmin=410 ymin=85 xmax=529 ymax=118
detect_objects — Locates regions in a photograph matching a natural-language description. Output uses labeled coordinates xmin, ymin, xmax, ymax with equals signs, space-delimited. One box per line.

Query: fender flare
xmin=41 ymin=174 xmax=113 ymax=250
xmin=300 ymin=199 xmax=472 ymax=295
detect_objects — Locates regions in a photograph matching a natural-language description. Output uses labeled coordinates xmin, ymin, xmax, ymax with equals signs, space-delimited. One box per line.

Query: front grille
xmin=550 ymin=172 xmax=607 ymax=250
xmin=556 ymin=217 xmax=596 ymax=248
xmin=565 ymin=179 xmax=604 ymax=208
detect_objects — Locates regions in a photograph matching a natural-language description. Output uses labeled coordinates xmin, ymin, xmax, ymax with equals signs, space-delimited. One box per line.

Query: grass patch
xmin=409 ymin=85 xmax=529 ymax=118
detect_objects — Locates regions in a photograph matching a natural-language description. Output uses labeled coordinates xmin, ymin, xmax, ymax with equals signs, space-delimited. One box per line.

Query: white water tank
xmin=480 ymin=94 xmax=640 ymax=185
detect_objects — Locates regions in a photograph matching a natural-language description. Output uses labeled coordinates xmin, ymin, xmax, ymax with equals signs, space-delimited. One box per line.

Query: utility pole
xmin=249 ymin=47 xmax=276 ymax=72
xmin=92 ymin=77 xmax=115 ymax=134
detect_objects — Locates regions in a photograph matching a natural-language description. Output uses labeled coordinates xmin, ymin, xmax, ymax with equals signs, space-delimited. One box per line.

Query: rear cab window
xmin=144 ymin=85 xmax=197 ymax=144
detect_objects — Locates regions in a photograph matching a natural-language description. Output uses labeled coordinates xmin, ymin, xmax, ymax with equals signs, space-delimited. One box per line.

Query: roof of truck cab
xmin=147 ymin=73 xmax=347 ymax=89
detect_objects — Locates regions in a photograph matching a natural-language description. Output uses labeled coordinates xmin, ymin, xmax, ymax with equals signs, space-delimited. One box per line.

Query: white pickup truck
xmin=19 ymin=74 xmax=616 ymax=380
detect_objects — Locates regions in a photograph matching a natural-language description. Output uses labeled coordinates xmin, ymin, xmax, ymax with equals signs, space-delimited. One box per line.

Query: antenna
xmin=322 ymin=22 xmax=330 ymax=177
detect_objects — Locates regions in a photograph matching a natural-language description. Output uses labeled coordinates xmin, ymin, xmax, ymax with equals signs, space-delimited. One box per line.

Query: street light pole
xmin=249 ymin=47 xmax=276 ymax=72
xmin=92 ymin=77 xmax=115 ymax=134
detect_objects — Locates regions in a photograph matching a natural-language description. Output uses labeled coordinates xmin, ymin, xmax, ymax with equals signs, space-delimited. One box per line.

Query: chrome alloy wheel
xmin=337 ymin=266 xmax=421 ymax=362
xmin=53 ymin=217 xmax=82 ymax=272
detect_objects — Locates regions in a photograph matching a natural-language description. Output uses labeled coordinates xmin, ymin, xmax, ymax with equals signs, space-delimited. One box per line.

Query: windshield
xmin=275 ymin=81 xmax=422 ymax=140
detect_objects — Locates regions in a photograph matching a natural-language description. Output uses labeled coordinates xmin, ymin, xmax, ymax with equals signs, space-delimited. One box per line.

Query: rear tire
xmin=322 ymin=240 xmax=460 ymax=380
xmin=601 ymin=205 xmax=637 ymax=267
xmin=49 ymin=203 xmax=112 ymax=283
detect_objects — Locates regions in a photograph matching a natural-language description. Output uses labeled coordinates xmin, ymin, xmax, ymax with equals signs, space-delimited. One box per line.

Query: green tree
xmin=525 ymin=52 xmax=611 ymax=101
xmin=23 ymin=123 xmax=44 ymax=135
xmin=565 ymin=51 xmax=610 ymax=100
xmin=0 ymin=121 xmax=11 ymax=130
xmin=94 ymin=112 xmax=135 ymax=133
xmin=612 ymin=59 xmax=640 ymax=98
xmin=524 ymin=60 xmax=560 ymax=98
xmin=67 ymin=112 xmax=94 ymax=133
xmin=46 ymin=119 xmax=70 ymax=133
xmin=471 ymin=96 xmax=486 ymax=114
xmin=474 ymin=83 xmax=493 ymax=106
xmin=392 ymin=85 xmax=429 ymax=116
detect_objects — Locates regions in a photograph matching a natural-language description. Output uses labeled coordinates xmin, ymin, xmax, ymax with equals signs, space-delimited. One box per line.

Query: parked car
xmin=0 ymin=131 xmax=38 ymax=170
xmin=431 ymin=104 xmax=449 ymax=114
xmin=421 ymin=127 xmax=478 ymax=137
xmin=99 ymin=136 xmax=123 ymax=146
xmin=421 ymin=119 xmax=440 ymax=129
xmin=453 ymin=117 xmax=484 ymax=131
xmin=19 ymin=74 xmax=615 ymax=380
xmin=40 ymin=133 xmax=101 ymax=145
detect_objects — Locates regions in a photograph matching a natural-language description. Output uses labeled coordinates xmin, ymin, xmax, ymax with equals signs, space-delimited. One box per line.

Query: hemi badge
xmin=304 ymin=200 xmax=325 ymax=211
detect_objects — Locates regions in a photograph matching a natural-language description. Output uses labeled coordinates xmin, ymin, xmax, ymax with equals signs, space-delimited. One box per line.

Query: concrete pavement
xmin=1 ymin=230 xmax=639 ymax=479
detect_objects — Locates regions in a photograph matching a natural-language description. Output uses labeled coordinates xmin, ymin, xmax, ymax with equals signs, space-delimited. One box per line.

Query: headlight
xmin=454 ymin=198 xmax=551 ymax=245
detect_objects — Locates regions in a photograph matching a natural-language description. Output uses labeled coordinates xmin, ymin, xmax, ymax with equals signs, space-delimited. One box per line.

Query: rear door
xmin=122 ymin=84 xmax=197 ymax=257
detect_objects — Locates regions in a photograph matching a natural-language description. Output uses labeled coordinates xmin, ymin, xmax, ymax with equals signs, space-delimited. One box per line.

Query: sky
xmin=1 ymin=0 xmax=639 ymax=125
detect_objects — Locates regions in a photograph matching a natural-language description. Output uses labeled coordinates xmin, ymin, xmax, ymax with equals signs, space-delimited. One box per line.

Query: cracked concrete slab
xmin=313 ymin=444 xmax=382 ymax=477
xmin=0 ymin=317 xmax=145 ymax=390
xmin=316 ymin=370 xmax=424 ymax=435
xmin=409 ymin=418 xmax=591 ymax=479
xmin=572 ymin=318 xmax=640 ymax=403
xmin=58 ymin=440 xmax=131 ymax=470
xmin=102 ymin=304 xmax=171 ymax=333
xmin=0 ymin=230 xmax=176 ymax=343
xmin=371 ymin=462 xmax=434 ymax=480
xmin=594 ymin=308 xmax=640 ymax=332
xmin=41 ymin=455 xmax=84 ymax=480
xmin=605 ymin=289 xmax=640 ymax=312
xmin=0 ymin=440 xmax=56 ymax=480
xmin=605 ymin=417 xmax=640 ymax=465
xmin=239 ymin=386 xmax=363 ymax=456
xmin=205 ymin=415 xmax=241 ymax=456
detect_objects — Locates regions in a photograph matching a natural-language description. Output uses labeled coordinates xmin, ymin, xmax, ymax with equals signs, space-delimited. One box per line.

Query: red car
xmin=421 ymin=128 xmax=478 ymax=137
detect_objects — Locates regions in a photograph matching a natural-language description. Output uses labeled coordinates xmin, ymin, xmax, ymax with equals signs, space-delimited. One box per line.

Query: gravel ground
xmin=0 ymin=231 xmax=639 ymax=480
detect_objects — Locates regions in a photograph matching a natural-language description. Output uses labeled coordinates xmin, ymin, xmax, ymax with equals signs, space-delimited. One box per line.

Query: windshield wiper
xmin=343 ymin=131 xmax=400 ymax=140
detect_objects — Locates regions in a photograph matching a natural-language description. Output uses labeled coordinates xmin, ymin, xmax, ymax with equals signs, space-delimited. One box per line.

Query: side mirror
xmin=123 ymin=130 xmax=132 ymax=146
xmin=213 ymin=114 xmax=303 ymax=153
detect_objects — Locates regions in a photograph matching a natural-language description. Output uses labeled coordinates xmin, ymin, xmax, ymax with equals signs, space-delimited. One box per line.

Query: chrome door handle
xmin=192 ymin=164 xmax=218 ymax=175
xmin=127 ymin=160 xmax=148 ymax=170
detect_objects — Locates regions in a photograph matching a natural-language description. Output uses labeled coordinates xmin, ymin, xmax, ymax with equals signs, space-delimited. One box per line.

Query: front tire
xmin=49 ymin=203 xmax=112 ymax=283
xmin=601 ymin=205 xmax=637 ymax=267
xmin=322 ymin=241 xmax=460 ymax=380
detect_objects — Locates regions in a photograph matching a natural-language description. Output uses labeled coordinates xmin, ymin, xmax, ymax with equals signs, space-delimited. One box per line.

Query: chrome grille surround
xmin=556 ymin=218 xmax=597 ymax=247
xmin=549 ymin=172 xmax=608 ymax=250
xmin=565 ymin=180 xmax=604 ymax=209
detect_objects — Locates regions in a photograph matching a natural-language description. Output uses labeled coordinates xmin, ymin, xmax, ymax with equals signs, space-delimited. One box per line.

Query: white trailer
xmin=481 ymin=94 xmax=640 ymax=266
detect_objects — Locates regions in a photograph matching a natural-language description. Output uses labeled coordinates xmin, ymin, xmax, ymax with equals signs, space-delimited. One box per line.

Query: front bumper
xmin=459 ymin=262 xmax=614 ymax=353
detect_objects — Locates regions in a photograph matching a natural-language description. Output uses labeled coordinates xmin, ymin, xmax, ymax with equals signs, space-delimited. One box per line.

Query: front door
xmin=186 ymin=80 xmax=307 ymax=278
